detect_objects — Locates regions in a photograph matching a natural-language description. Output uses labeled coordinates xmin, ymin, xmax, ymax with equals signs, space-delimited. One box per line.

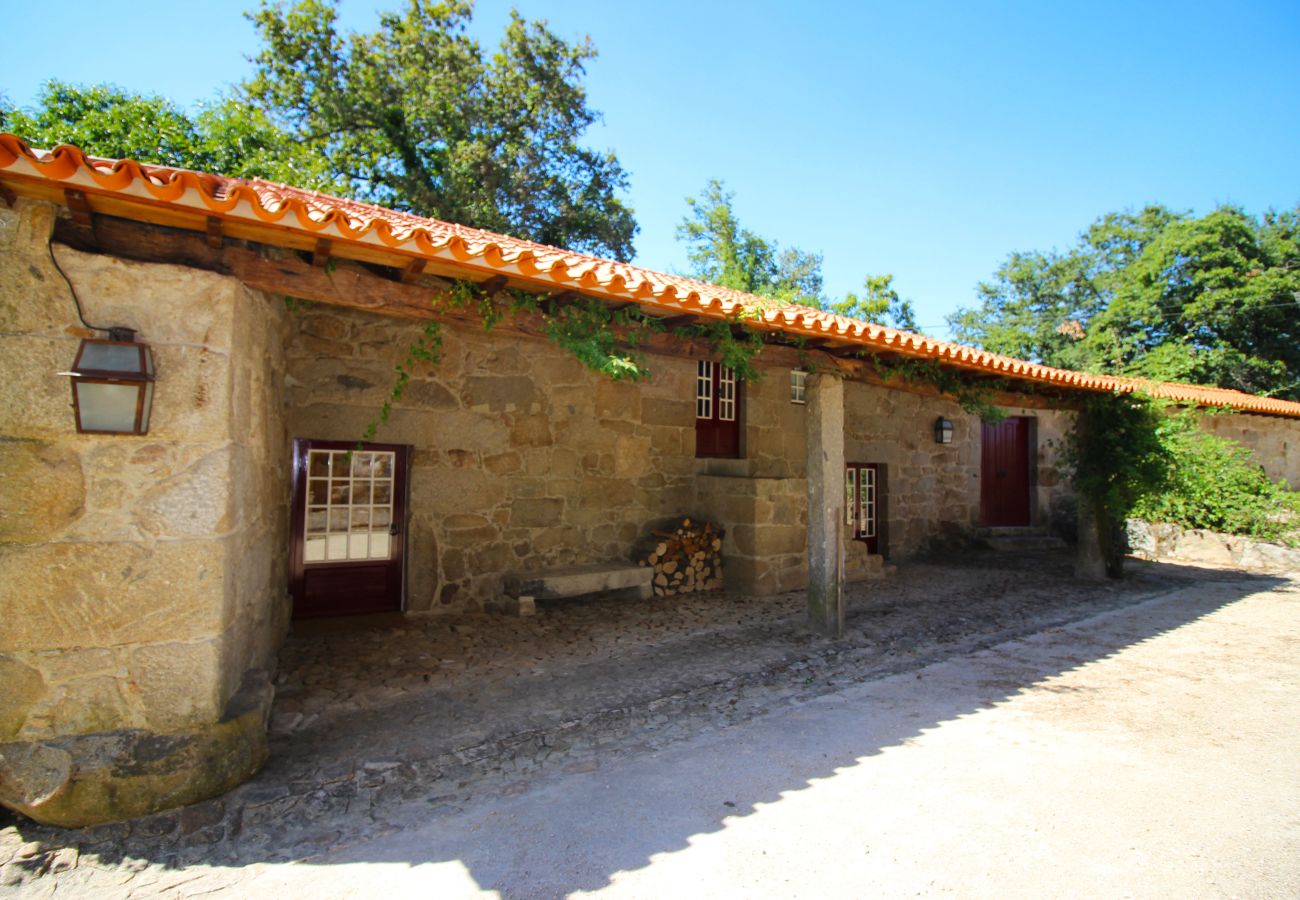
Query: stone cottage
xmin=2 ymin=134 xmax=1298 ymax=827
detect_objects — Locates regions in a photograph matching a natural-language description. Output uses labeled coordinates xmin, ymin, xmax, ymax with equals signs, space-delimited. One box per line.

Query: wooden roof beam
xmin=399 ymin=258 xmax=426 ymax=284
xmin=205 ymin=216 xmax=224 ymax=250
xmin=64 ymin=189 xmax=94 ymax=227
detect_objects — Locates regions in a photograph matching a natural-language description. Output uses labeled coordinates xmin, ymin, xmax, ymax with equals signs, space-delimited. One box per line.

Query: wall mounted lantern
xmin=933 ymin=416 xmax=954 ymax=445
xmin=61 ymin=327 xmax=156 ymax=435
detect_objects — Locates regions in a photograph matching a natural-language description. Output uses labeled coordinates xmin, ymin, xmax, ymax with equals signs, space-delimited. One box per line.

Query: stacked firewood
xmin=637 ymin=518 xmax=724 ymax=597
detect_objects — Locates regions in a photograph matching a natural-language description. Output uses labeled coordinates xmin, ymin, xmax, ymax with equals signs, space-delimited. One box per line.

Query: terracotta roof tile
xmin=3 ymin=133 xmax=1298 ymax=419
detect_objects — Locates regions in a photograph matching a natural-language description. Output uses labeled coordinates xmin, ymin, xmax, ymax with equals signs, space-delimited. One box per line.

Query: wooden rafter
xmin=477 ymin=274 xmax=508 ymax=296
xmin=64 ymin=189 xmax=93 ymax=227
xmin=311 ymin=238 xmax=333 ymax=268
xmin=399 ymin=258 xmax=426 ymax=284
xmin=205 ymin=216 xmax=224 ymax=250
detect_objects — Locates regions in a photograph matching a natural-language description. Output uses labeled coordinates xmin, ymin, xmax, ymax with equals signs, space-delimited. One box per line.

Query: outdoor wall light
xmin=933 ymin=416 xmax=954 ymax=445
xmin=61 ymin=327 xmax=156 ymax=435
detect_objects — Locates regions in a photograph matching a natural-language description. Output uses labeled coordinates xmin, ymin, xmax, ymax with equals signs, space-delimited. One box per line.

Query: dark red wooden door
xmin=980 ymin=417 xmax=1031 ymax=527
xmin=695 ymin=361 xmax=742 ymax=458
xmin=290 ymin=439 xmax=409 ymax=618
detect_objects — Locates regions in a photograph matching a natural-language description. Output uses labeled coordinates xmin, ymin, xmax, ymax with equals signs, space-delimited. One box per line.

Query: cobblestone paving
xmin=0 ymin=551 xmax=1240 ymax=896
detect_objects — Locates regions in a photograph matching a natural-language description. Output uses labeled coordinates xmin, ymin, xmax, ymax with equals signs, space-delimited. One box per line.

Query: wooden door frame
xmin=289 ymin=438 xmax=411 ymax=617
xmin=846 ymin=461 xmax=884 ymax=555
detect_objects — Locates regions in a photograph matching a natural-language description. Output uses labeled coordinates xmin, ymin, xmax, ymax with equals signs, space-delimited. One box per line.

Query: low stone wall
xmin=1199 ymin=411 xmax=1300 ymax=488
xmin=696 ymin=474 xmax=807 ymax=594
xmin=1126 ymin=520 xmax=1300 ymax=573
xmin=0 ymin=201 xmax=289 ymax=825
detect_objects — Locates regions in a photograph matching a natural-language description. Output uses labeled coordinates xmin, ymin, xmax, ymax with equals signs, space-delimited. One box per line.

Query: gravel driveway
xmin=2 ymin=551 xmax=1295 ymax=897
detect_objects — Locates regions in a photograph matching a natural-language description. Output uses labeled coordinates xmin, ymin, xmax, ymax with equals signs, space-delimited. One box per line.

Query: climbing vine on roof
xmin=864 ymin=355 xmax=1012 ymax=422
xmin=348 ymin=280 xmax=772 ymax=441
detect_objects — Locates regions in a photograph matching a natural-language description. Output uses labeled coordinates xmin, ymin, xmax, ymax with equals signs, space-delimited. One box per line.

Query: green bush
xmin=1133 ymin=413 xmax=1300 ymax=544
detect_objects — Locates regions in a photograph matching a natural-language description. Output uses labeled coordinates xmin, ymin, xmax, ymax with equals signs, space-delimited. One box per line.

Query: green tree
xmin=243 ymin=0 xmax=636 ymax=259
xmin=948 ymin=205 xmax=1300 ymax=399
xmin=1 ymin=80 xmax=337 ymax=190
xmin=676 ymin=179 xmax=922 ymax=331
xmin=676 ymin=178 xmax=823 ymax=303
xmin=831 ymin=273 xmax=920 ymax=332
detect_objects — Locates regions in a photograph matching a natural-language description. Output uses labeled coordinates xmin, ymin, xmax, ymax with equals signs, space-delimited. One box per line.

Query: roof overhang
xmin=3 ymin=133 xmax=1297 ymax=419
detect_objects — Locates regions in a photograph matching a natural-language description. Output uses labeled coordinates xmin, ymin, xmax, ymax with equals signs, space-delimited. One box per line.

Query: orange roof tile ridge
xmin=2 ymin=134 xmax=1298 ymax=419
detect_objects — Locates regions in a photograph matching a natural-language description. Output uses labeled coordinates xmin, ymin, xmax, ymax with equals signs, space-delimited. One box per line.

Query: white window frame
xmin=718 ymin=366 xmax=737 ymax=422
xmin=696 ymin=360 xmax=713 ymax=420
xmin=790 ymin=369 xmax=807 ymax=404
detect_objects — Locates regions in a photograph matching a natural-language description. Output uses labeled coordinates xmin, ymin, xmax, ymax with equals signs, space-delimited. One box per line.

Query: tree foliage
xmin=948 ymin=205 xmax=1300 ymax=399
xmin=1063 ymin=393 xmax=1174 ymax=576
xmin=676 ymin=179 xmax=922 ymax=331
xmin=676 ymin=179 xmax=824 ymax=303
xmin=0 ymin=81 xmax=338 ymax=189
xmin=830 ymin=273 xmax=920 ymax=332
xmin=244 ymin=0 xmax=636 ymax=259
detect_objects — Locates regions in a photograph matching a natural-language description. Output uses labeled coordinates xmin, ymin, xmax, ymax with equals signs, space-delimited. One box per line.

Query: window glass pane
xmin=373 ymin=481 xmax=392 ymax=504
xmin=326 ymin=534 xmax=349 ymax=560
xmin=78 ymin=342 xmax=143 ymax=373
xmin=348 ymin=534 xmax=370 ymax=558
xmin=328 ymin=508 xmax=349 ymax=532
xmin=75 ymin=382 xmax=140 ymax=432
xmin=308 ymin=452 xmax=331 ymax=477
xmin=330 ymin=483 xmax=351 ymax=505
xmin=305 ymin=537 xmax=326 ymax=562
xmin=308 ymin=480 xmax=329 ymax=505
xmin=373 ymin=454 xmax=393 ymax=478
xmin=718 ymin=367 xmax=736 ymax=421
xmin=695 ymin=360 xmax=713 ymax=420
xmin=373 ymin=507 xmax=392 ymax=528
xmin=351 ymin=452 xmax=374 ymax=477
xmin=369 ymin=534 xmax=392 ymax=559
xmin=352 ymin=482 xmax=372 ymax=505
xmin=306 ymin=507 xmax=328 ymax=534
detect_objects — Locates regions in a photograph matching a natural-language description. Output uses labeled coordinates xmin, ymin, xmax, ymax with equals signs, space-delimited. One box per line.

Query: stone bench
xmin=494 ymin=564 xmax=654 ymax=616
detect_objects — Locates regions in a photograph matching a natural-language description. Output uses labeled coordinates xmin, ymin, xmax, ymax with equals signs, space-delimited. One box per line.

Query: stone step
xmin=980 ymin=532 xmax=1070 ymax=552
xmin=846 ymin=552 xmax=896 ymax=582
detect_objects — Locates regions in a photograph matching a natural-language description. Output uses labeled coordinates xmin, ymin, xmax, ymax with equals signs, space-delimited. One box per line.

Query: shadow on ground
xmin=1 ymin=551 xmax=1288 ymax=895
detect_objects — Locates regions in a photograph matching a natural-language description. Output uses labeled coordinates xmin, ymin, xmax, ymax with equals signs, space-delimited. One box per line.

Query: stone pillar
xmin=805 ymin=373 xmax=845 ymax=637
xmin=0 ymin=200 xmax=289 ymax=826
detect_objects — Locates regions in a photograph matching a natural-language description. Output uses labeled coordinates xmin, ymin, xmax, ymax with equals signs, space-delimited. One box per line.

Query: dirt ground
xmin=2 ymin=550 xmax=1296 ymax=897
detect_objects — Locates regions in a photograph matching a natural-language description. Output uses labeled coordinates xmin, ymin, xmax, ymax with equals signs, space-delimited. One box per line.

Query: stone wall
xmin=1199 ymin=411 xmax=1299 ymax=488
xmin=283 ymin=307 xmax=702 ymax=613
xmin=0 ymin=201 xmax=289 ymax=825
xmin=696 ymin=474 xmax=807 ymax=594
xmin=842 ymin=381 xmax=1075 ymax=557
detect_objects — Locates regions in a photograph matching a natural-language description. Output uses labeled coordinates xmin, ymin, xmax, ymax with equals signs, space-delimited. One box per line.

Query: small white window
xmin=790 ymin=369 xmax=807 ymax=404
xmin=718 ymin=366 xmax=736 ymax=422
xmin=696 ymin=360 xmax=713 ymax=419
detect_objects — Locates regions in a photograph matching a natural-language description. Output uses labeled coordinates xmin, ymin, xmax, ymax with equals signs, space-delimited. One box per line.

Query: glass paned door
xmin=291 ymin=440 xmax=409 ymax=618
xmin=845 ymin=462 xmax=881 ymax=554
xmin=303 ymin=449 xmax=397 ymax=563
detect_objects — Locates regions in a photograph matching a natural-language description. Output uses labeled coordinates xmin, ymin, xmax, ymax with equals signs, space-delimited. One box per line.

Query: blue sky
xmin=5 ymin=0 xmax=1298 ymax=334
